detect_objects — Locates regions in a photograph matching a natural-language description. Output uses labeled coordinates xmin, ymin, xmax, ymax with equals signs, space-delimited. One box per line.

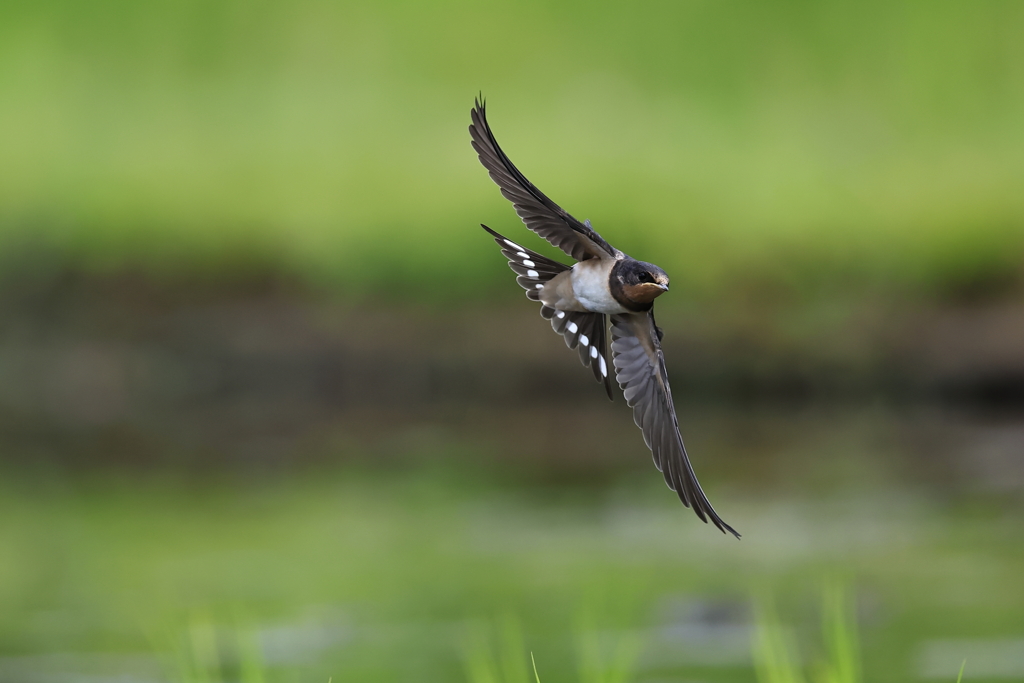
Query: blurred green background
xmin=1 ymin=1 xmax=1023 ymax=682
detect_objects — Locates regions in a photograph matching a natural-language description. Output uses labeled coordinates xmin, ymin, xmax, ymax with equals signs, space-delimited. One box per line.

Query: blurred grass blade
xmin=462 ymin=616 xmax=536 ymax=683
xmin=152 ymin=612 xmax=222 ymax=683
xmin=462 ymin=623 xmax=499 ymax=683
xmin=236 ymin=625 xmax=266 ymax=683
xmin=531 ymin=652 xmax=541 ymax=683
xmin=575 ymin=627 xmax=641 ymax=683
xmin=752 ymin=592 xmax=804 ymax=683
xmin=498 ymin=614 xmax=529 ymax=683
xmin=819 ymin=580 xmax=860 ymax=683
xmin=957 ymin=659 xmax=966 ymax=683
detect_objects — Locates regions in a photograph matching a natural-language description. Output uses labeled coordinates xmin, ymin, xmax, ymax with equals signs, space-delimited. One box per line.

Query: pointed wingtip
xmin=471 ymin=95 xmax=486 ymax=135
xmin=480 ymin=224 xmax=503 ymax=243
xmin=718 ymin=520 xmax=741 ymax=539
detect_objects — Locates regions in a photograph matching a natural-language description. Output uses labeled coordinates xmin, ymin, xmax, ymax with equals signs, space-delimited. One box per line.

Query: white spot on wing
xmin=535 ymin=283 xmax=544 ymax=290
xmin=522 ymin=259 xmax=535 ymax=268
xmin=579 ymin=335 xmax=589 ymax=346
xmin=567 ymin=322 xmax=578 ymax=334
xmin=590 ymin=346 xmax=598 ymax=359
xmin=516 ymin=251 xmax=529 ymax=259
xmin=504 ymin=239 xmax=525 ymax=251
xmin=555 ymin=311 xmax=565 ymax=319
xmin=599 ymin=356 xmax=608 ymax=377
xmin=527 ymin=269 xmax=539 ymax=278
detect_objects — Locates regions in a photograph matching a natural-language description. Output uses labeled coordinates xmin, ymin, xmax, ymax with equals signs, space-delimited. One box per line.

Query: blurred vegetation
xmin=0 ymin=463 xmax=1019 ymax=682
xmin=752 ymin=584 xmax=860 ymax=683
xmin=1 ymin=1 xmax=1023 ymax=302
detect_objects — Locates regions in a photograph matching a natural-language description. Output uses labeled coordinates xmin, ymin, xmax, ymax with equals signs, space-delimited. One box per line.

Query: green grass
xmin=0 ymin=460 xmax=1020 ymax=682
xmin=158 ymin=612 xmax=268 ymax=683
xmin=753 ymin=584 xmax=860 ymax=683
xmin=158 ymin=578 xmax=971 ymax=683
xmin=462 ymin=614 xmax=638 ymax=683
xmin=1 ymin=1 xmax=1023 ymax=302
xmin=462 ymin=584 xmax=954 ymax=683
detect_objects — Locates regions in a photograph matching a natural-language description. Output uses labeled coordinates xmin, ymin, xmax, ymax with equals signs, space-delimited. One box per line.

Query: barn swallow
xmin=470 ymin=98 xmax=739 ymax=538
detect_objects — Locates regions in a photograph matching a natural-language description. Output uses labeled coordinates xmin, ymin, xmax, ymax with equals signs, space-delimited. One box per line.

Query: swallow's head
xmin=616 ymin=260 xmax=670 ymax=306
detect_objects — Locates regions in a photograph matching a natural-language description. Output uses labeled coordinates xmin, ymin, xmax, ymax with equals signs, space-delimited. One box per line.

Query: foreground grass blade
xmin=461 ymin=617 xmax=530 ymax=683
xmin=575 ymin=627 xmax=641 ymax=683
xmin=462 ymin=626 xmax=499 ymax=683
xmin=820 ymin=580 xmax=861 ymax=683
xmin=752 ymin=593 xmax=805 ymax=683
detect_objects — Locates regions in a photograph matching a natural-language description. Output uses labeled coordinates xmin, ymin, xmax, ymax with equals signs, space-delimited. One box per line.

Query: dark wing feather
xmin=471 ymin=98 xmax=616 ymax=261
xmin=610 ymin=311 xmax=740 ymax=538
xmin=482 ymin=225 xmax=613 ymax=398
xmin=546 ymin=307 xmax=614 ymax=400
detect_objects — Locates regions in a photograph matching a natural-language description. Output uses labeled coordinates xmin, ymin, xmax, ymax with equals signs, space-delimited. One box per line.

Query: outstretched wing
xmin=471 ymin=98 xmax=616 ymax=262
xmin=482 ymin=225 xmax=613 ymax=399
xmin=540 ymin=305 xmax=614 ymax=400
xmin=610 ymin=311 xmax=739 ymax=537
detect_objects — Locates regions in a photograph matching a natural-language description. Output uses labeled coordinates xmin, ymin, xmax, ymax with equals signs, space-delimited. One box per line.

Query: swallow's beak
xmin=657 ymin=283 xmax=669 ymax=292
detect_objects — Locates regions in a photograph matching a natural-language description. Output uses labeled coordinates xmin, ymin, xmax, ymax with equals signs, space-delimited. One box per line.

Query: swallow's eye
xmin=638 ymin=272 xmax=654 ymax=283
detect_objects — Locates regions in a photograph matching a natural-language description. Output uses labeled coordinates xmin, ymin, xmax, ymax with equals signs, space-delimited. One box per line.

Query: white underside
xmin=570 ymin=260 xmax=628 ymax=315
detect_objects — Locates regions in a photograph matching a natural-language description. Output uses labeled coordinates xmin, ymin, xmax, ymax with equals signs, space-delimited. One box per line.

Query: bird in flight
xmin=470 ymin=97 xmax=739 ymax=538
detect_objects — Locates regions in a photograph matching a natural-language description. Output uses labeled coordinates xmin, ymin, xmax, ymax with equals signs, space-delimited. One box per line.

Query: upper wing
xmin=470 ymin=98 xmax=617 ymax=262
xmin=610 ymin=311 xmax=740 ymax=538
xmin=482 ymin=224 xmax=614 ymax=399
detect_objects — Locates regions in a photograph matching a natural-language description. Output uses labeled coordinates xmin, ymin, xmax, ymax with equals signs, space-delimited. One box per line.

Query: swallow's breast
xmin=571 ymin=259 xmax=629 ymax=315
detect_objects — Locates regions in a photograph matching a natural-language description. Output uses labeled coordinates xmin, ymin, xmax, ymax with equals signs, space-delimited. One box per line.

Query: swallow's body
xmin=540 ymin=259 xmax=623 ymax=314
xmin=470 ymin=98 xmax=739 ymax=538
xmin=570 ymin=259 xmax=630 ymax=313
